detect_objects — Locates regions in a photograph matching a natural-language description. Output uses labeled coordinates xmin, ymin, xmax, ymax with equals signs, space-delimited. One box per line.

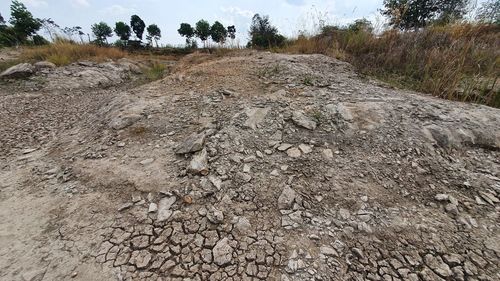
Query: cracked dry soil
xmin=0 ymin=51 xmax=499 ymax=281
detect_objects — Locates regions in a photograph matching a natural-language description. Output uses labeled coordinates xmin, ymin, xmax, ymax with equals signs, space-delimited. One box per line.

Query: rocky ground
xmin=0 ymin=51 xmax=499 ymax=281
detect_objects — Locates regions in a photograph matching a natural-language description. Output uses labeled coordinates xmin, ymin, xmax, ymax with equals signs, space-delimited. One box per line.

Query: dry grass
xmin=282 ymin=23 xmax=500 ymax=108
xmin=20 ymin=42 xmax=127 ymax=66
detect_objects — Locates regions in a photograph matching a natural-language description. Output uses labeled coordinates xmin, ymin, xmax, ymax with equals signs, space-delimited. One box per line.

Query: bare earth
xmin=0 ymin=51 xmax=499 ymax=281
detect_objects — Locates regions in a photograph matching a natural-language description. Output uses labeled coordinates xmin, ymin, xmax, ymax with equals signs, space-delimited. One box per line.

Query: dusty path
xmin=0 ymin=51 xmax=499 ymax=281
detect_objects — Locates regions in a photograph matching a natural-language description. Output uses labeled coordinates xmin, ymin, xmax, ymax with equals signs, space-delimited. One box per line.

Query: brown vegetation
xmin=282 ymin=23 xmax=500 ymax=108
xmin=20 ymin=41 xmax=127 ymax=66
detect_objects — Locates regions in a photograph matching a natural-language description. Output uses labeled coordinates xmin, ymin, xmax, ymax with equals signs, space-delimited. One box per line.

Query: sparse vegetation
xmin=248 ymin=14 xmax=285 ymax=49
xmin=282 ymin=23 xmax=499 ymax=107
xmin=144 ymin=62 xmax=166 ymax=81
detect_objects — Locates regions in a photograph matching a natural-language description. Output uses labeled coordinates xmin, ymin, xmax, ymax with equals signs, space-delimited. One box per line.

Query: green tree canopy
xmin=178 ymin=23 xmax=195 ymax=44
xmin=476 ymin=0 xmax=500 ymax=24
xmin=91 ymin=22 xmax=112 ymax=45
xmin=210 ymin=21 xmax=227 ymax=45
xmin=380 ymin=0 xmax=470 ymax=30
xmin=114 ymin=21 xmax=131 ymax=41
xmin=348 ymin=18 xmax=374 ymax=33
xmin=9 ymin=0 xmax=42 ymax=42
xmin=130 ymin=15 xmax=145 ymax=40
xmin=146 ymin=24 xmax=161 ymax=47
xmin=0 ymin=13 xmax=5 ymax=25
xmin=227 ymin=25 xmax=236 ymax=40
xmin=195 ymin=19 xmax=211 ymax=46
xmin=249 ymin=14 xmax=285 ymax=48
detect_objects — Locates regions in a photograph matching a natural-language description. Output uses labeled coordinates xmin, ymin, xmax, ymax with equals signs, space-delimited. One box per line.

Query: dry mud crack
xmin=0 ymin=51 xmax=499 ymax=281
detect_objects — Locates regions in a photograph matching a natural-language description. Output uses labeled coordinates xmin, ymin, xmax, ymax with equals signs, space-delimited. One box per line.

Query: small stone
xmin=118 ymin=203 xmax=133 ymax=211
xmin=188 ymin=148 xmax=209 ymax=175
xmin=278 ymin=143 xmax=293 ymax=151
xmin=278 ymin=186 xmax=297 ymax=209
xmin=435 ymin=193 xmax=449 ymax=201
xmin=286 ymin=147 xmax=301 ymax=158
xmin=292 ymin=111 xmax=317 ymax=130
xmin=157 ymin=196 xmax=176 ymax=222
xmin=213 ymin=237 xmax=233 ymax=266
xmin=322 ymin=149 xmax=333 ymax=160
xmin=298 ymin=144 xmax=312 ymax=154
xmin=175 ymin=132 xmax=206 ymax=154
xmin=320 ymin=246 xmax=338 ymax=257
xmin=270 ymin=169 xmax=279 ymax=176
xmin=207 ymin=208 xmax=224 ymax=224
xmin=140 ymin=158 xmax=155 ymax=166
xmin=148 ymin=203 xmax=158 ymax=213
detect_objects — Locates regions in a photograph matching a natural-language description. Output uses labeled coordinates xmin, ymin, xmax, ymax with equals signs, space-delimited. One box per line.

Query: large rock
xmin=212 ymin=237 xmax=233 ymax=266
xmin=0 ymin=63 xmax=35 ymax=79
xmin=175 ymin=132 xmax=206 ymax=154
xmin=292 ymin=111 xmax=317 ymax=130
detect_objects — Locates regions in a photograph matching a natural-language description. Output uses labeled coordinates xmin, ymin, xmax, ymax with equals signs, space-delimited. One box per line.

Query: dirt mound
xmin=0 ymin=51 xmax=499 ymax=281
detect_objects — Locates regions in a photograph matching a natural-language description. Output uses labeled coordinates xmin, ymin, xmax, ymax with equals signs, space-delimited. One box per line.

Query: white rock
xmin=148 ymin=203 xmax=158 ymax=213
xmin=157 ymin=196 xmax=176 ymax=222
xmin=292 ymin=111 xmax=317 ymax=130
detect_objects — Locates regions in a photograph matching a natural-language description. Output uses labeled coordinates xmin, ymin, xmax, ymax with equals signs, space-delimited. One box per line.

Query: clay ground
xmin=0 ymin=51 xmax=499 ymax=281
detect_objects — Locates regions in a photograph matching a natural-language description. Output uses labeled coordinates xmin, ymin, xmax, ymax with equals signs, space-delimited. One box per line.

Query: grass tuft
xmin=144 ymin=63 xmax=166 ymax=81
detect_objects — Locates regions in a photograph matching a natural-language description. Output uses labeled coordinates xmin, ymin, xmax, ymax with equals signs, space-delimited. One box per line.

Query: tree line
xmin=0 ymin=0 xmax=498 ymax=49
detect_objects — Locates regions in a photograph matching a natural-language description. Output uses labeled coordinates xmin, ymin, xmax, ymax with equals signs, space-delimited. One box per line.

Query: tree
xmin=0 ymin=13 xmax=5 ymax=25
xmin=178 ymin=23 xmax=195 ymax=45
xmin=348 ymin=18 xmax=374 ymax=33
xmin=62 ymin=26 xmax=85 ymax=42
xmin=91 ymin=22 xmax=112 ymax=45
xmin=114 ymin=21 xmax=131 ymax=41
xmin=40 ymin=18 xmax=59 ymax=41
xmin=146 ymin=24 xmax=161 ymax=47
xmin=130 ymin=15 xmax=145 ymax=40
xmin=9 ymin=0 xmax=42 ymax=42
xmin=227 ymin=25 xmax=236 ymax=40
xmin=380 ymin=0 xmax=470 ymax=30
xmin=195 ymin=19 xmax=211 ymax=47
xmin=476 ymin=0 xmax=500 ymax=24
xmin=210 ymin=21 xmax=227 ymax=45
xmin=249 ymin=14 xmax=285 ymax=48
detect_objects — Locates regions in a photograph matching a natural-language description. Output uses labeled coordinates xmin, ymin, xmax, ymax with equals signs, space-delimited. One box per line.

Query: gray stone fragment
xmin=292 ymin=111 xmax=317 ymax=130
xmin=278 ymin=186 xmax=297 ymax=209
xmin=213 ymin=237 xmax=233 ymax=266
xmin=157 ymin=196 xmax=176 ymax=222
xmin=175 ymin=132 xmax=206 ymax=154
xmin=188 ymin=148 xmax=209 ymax=175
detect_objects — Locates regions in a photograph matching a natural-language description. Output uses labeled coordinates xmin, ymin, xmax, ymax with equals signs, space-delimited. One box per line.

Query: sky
xmin=0 ymin=0 xmax=487 ymax=46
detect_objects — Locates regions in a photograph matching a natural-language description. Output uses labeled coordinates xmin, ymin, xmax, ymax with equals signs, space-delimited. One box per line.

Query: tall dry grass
xmin=282 ymin=23 xmax=500 ymax=108
xmin=20 ymin=41 xmax=127 ymax=66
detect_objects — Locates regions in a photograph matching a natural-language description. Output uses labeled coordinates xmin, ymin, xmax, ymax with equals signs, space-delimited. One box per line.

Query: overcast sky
xmin=0 ymin=0 xmax=486 ymax=46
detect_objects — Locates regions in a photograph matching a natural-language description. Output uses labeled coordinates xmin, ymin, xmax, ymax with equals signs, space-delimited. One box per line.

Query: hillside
xmin=0 ymin=51 xmax=499 ymax=281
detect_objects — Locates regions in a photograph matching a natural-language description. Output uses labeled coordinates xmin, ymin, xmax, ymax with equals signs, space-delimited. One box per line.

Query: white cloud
xmin=99 ymin=5 xmax=136 ymax=17
xmin=220 ymin=6 xmax=255 ymax=19
xmin=71 ymin=0 xmax=90 ymax=8
xmin=21 ymin=0 xmax=48 ymax=8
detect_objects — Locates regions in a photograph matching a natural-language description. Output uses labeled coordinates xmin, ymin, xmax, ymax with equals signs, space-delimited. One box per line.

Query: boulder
xmin=0 ymin=63 xmax=35 ymax=79
xmin=34 ymin=61 xmax=56 ymax=70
